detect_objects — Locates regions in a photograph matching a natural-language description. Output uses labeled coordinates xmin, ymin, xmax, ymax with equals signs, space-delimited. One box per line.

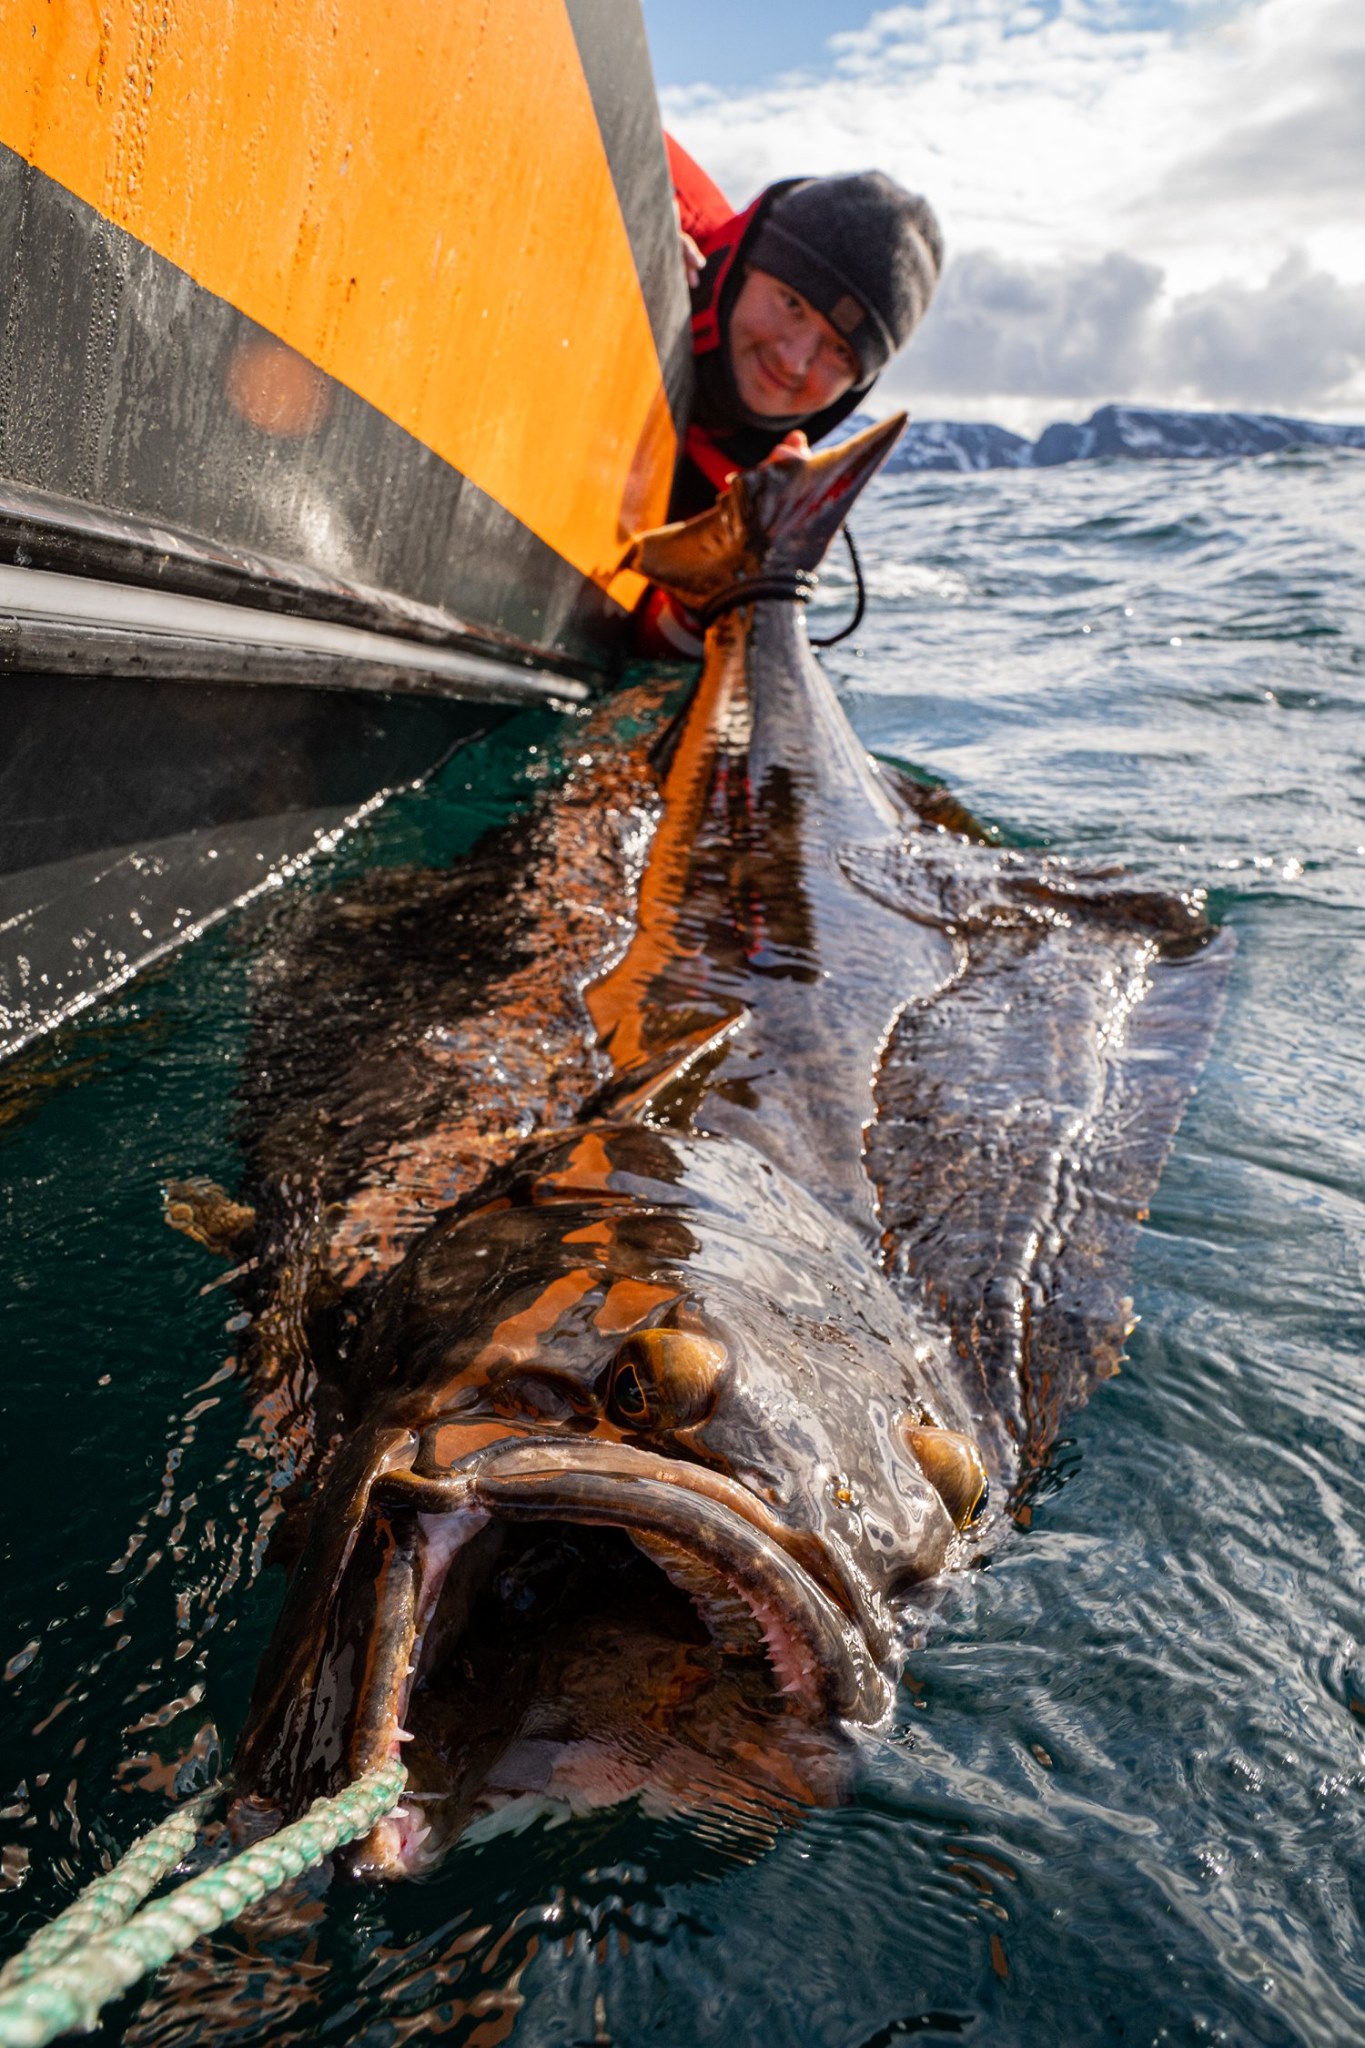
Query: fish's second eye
xmin=901 ymin=1422 xmax=989 ymax=1531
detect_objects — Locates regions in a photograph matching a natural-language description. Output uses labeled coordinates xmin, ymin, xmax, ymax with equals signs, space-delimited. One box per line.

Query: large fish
xmin=190 ymin=417 xmax=1229 ymax=1875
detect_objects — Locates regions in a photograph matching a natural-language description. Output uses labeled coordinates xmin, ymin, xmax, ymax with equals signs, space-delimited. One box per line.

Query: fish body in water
xmin=212 ymin=418 xmax=1230 ymax=1873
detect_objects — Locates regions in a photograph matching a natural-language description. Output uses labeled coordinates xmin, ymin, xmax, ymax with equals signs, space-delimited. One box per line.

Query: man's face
xmin=727 ymin=268 xmax=861 ymax=420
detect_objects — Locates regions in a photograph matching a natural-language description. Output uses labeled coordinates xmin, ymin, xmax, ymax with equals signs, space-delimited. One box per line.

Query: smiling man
xmin=637 ymin=137 xmax=943 ymax=653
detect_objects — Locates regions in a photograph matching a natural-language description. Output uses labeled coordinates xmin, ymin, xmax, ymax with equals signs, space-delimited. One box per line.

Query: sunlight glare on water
xmin=2 ymin=448 xmax=1363 ymax=2046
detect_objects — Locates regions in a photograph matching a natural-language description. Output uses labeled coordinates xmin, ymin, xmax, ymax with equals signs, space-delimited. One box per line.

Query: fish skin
xmin=224 ymin=418 xmax=1231 ymax=1869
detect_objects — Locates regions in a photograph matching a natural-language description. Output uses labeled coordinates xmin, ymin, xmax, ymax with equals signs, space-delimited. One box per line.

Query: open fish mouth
xmin=331 ymin=1438 xmax=891 ymax=1876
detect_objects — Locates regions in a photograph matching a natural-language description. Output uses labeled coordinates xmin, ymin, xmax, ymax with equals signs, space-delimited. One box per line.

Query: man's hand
xmin=673 ymin=200 xmax=704 ymax=289
xmin=765 ymin=432 xmax=811 ymax=469
xmin=680 ymin=230 xmax=704 ymax=289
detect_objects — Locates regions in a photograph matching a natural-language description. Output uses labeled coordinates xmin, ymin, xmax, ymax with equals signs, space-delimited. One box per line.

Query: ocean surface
xmin=2 ymin=447 xmax=1363 ymax=2046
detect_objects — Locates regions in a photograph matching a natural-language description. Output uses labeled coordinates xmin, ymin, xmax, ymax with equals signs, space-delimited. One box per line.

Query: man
xmin=638 ymin=136 xmax=943 ymax=655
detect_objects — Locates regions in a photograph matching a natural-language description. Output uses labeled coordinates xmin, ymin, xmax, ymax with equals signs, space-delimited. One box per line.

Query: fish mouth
xmin=338 ymin=1437 xmax=890 ymax=1876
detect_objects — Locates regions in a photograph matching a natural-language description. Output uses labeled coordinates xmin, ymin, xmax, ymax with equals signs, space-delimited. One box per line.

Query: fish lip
xmin=430 ymin=1435 xmax=887 ymax=1646
xmin=389 ymin=1437 xmax=889 ymax=1715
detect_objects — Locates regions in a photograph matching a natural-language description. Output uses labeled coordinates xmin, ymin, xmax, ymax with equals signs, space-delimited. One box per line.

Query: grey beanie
xmin=747 ymin=172 xmax=944 ymax=380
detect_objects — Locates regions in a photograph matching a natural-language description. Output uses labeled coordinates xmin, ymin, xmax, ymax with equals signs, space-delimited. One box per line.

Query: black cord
xmin=697 ymin=569 xmax=817 ymax=627
xmin=809 ymin=527 xmax=866 ymax=648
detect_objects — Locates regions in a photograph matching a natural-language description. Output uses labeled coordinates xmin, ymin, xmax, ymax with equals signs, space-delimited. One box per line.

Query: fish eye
xmin=900 ymin=1423 xmax=989 ymax=1532
xmin=610 ymin=1362 xmax=649 ymax=1424
xmin=608 ymin=1328 xmax=727 ymax=1433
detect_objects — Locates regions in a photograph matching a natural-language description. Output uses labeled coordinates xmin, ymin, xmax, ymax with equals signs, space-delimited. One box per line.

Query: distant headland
xmin=866 ymin=404 xmax=1365 ymax=473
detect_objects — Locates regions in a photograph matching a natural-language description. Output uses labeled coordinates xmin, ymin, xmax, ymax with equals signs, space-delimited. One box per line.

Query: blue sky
xmin=642 ymin=1 xmax=877 ymax=91
xmin=641 ymin=0 xmax=1203 ymax=91
xmin=640 ymin=0 xmax=1365 ymax=426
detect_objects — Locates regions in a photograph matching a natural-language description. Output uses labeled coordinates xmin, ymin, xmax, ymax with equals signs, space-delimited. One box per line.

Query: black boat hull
xmin=0 ymin=674 xmax=505 ymax=1058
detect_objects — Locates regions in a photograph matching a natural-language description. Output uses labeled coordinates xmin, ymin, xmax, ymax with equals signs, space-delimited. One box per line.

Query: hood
xmin=689 ymin=181 xmax=878 ymax=447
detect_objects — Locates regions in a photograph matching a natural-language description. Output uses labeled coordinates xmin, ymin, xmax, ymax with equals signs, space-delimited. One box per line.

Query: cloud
xmin=878 ymin=248 xmax=1365 ymax=422
xmin=659 ymin=0 xmax=1365 ymax=420
xmin=1158 ymin=256 xmax=1365 ymax=410
xmin=1161 ymin=78 xmax=1365 ymax=212
xmin=899 ymin=249 xmax=1163 ymax=401
xmin=1147 ymin=0 xmax=1365 ymax=209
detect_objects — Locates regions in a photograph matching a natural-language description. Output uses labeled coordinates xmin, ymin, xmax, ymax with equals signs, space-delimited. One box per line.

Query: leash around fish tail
xmin=0 ymin=1762 xmax=405 ymax=2046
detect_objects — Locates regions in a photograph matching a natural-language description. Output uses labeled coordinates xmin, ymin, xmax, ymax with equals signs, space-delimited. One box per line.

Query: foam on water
xmin=2 ymin=450 xmax=1363 ymax=2045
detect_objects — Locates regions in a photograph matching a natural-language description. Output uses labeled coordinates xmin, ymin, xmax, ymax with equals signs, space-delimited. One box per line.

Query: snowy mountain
xmin=869 ymin=404 xmax=1365 ymax=472
xmin=882 ymin=418 xmax=1032 ymax=471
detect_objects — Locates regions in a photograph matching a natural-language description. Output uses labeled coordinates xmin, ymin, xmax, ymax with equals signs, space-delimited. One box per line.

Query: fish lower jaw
xmin=348 ymin=1802 xmax=440 ymax=1882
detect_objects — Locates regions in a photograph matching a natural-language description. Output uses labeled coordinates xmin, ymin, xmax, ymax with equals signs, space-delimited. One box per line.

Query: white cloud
xmin=661 ymin=0 xmax=1365 ymax=423
xmin=902 ymin=248 xmax=1163 ymax=401
xmin=1158 ymin=256 xmax=1365 ymax=410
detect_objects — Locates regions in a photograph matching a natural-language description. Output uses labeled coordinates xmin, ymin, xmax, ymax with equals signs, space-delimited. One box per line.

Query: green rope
xmin=0 ymin=1797 xmax=214 ymax=1991
xmin=0 ymin=1761 xmax=405 ymax=2048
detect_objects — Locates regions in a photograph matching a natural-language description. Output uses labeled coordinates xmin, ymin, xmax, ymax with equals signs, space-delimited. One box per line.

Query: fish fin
xmin=238 ymin=680 xmax=681 ymax=1296
xmin=163 ymin=1177 xmax=257 ymax=1256
xmin=865 ymin=864 xmax=1234 ymax=1469
xmin=873 ymin=753 xmax=1002 ymax=845
xmin=588 ymin=1014 xmax=748 ymax=1125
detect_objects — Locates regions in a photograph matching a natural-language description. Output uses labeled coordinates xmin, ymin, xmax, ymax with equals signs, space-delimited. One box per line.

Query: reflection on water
xmin=2 ymin=451 xmax=1364 ymax=2044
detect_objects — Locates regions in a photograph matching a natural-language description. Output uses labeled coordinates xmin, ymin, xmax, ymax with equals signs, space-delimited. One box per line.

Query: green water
xmin=0 ymin=708 xmax=560 ymax=1891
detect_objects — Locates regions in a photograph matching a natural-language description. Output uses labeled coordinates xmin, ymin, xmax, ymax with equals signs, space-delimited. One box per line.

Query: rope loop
xmin=0 ymin=1760 xmax=406 ymax=2048
xmin=696 ymin=527 xmax=867 ymax=647
xmin=0 ymin=1797 xmax=215 ymax=1993
xmin=697 ymin=569 xmax=817 ymax=626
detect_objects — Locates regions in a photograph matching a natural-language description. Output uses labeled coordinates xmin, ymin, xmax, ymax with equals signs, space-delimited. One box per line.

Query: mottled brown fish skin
xmin=225 ymin=418 xmax=1230 ymax=1871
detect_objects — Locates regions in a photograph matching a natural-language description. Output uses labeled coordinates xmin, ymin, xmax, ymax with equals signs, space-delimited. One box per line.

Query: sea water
xmin=2 ymin=447 xmax=1362 ymax=2046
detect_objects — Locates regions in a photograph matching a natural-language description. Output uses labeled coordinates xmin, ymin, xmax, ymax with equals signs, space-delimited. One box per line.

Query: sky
xmin=639 ymin=0 xmax=1365 ymax=430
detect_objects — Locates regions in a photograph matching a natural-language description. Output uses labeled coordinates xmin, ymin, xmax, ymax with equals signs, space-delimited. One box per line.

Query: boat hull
xmin=0 ymin=0 xmax=689 ymax=1056
xmin=0 ymin=674 xmax=506 ymax=1059
xmin=0 ymin=0 xmax=688 ymax=671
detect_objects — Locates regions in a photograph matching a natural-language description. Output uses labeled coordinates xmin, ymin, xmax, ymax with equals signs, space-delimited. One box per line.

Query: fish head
xmin=621 ymin=413 xmax=906 ymax=611
xmin=234 ymin=1124 xmax=989 ymax=1874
